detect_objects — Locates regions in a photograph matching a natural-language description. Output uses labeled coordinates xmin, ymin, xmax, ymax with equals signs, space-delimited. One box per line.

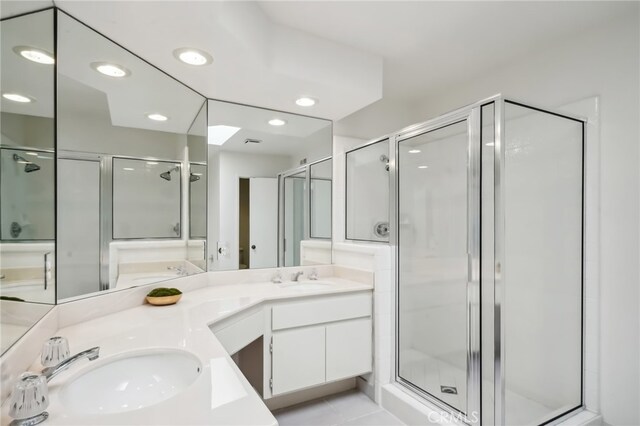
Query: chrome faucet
xmin=41 ymin=346 xmax=100 ymax=382
xmin=291 ymin=271 xmax=304 ymax=282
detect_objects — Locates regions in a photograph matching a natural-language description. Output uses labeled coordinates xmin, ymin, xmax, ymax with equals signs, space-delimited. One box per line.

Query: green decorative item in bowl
xmin=146 ymin=287 xmax=183 ymax=306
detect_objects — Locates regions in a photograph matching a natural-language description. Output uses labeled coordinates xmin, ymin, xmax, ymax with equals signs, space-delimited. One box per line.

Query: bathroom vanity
xmin=0 ymin=268 xmax=373 ymax=425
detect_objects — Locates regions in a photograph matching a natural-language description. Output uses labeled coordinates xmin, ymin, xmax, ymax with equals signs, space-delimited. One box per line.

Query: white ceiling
xmin=260 ymin=1 xmax=633 ymax=103
xmin=208 ymin=99 xmax=331 ymax=158
xmin=2 ymin=1 xmax=633 ymax=122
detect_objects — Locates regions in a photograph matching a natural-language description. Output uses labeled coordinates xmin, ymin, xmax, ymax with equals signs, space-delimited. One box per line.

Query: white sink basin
xmin=279 ymin=280 xmax=333 ymax=290
xmin=58 ymin=349 xmax=201 ymax=415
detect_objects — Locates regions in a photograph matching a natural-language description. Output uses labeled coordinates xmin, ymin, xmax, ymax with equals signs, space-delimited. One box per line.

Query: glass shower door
xmin=396 ymin=113 xmax=480 ymax=420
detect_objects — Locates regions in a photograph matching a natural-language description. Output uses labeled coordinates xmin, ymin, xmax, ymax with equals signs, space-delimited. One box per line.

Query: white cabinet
xmin=267 ymin=292 xmax=373 ymax=398
xmin=326 ymin=318 xmax=372 ymax=382
xmin=271 ymin=326 xmax=326 ymax=396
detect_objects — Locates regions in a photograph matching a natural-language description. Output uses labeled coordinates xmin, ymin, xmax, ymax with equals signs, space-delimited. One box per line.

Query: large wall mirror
xmin=56 ymin=11 xmax=207 ymax=301
xmin=208 ymin=100 xmax=332 ymax=271
xmin=0 ymin=9 xmax=55 ymax=354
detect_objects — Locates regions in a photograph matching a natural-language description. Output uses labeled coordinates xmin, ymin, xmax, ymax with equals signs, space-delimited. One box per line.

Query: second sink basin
xmin=58 ymin=349 xmax=202 ymax=415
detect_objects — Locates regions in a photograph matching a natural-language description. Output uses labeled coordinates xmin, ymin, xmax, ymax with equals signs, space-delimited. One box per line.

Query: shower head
xmin=159 ymin=166 xmax=180 ymax=181
xmin=189 ymin=173 xmax=201 ymax=182
xmin=13 ymin=154 xmax=41 ymax=173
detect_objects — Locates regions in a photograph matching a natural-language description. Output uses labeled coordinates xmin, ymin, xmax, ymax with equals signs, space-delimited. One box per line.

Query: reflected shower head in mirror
xmin=189 ymin=173 xmax=201 ymax=182
xmin=13 ymin=154 xmax=41 ymax=173
xmin=380 ymin=155 xmax=390 ymax=171
xmin=159 ymin=166 xmax=180 ymax=181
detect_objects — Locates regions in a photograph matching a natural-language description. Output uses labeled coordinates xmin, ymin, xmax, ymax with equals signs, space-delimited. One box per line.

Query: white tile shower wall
xmin=332 ymin=136 xmax=367 ymax=244
xmin=333 ymin=242 xmax=393 ymax=402
xmin=345 ymin=140 xmax=390 ymax=242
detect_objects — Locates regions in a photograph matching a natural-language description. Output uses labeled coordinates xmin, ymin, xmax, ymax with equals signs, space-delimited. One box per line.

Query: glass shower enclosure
xmin=393 ymin=95 xmax=584 ymax=425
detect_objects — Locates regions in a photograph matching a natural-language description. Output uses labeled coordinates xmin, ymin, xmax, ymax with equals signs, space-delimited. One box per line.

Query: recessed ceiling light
xmin=208 ymin=125 xmax=241 ymax=145
xmin=173 ymin=48 xmax=213 ymax=66
xmin=147 ymin=113 xmax=168 ymax=122
xmin=13 ymin=46 xmax=54 ymax=64
xmin=295 ymin=97 xmax=316 ymax=107
xmin=408 ymin=149 xmax=421 ymax=154
xmin=123 ymin=167 xmax=135 ymax=171
xmin=268 ymin=118 xmax=286 ymax=126
xmin=418 ymin=165 xmax=429 ymax=169
xmin=2 ymin=93 xmax=32 ymax=103
xmin=146 ymin=161 xmax=159 ymax=165
xmin=486 ymin=142 xmax=495 ymax=146
xmin=91 ymin=62 xmax=130 ymax=78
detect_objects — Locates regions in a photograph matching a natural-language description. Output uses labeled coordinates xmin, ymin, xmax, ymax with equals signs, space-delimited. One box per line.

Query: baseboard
xmin=264 ymin=378 xmax=356 ymax=411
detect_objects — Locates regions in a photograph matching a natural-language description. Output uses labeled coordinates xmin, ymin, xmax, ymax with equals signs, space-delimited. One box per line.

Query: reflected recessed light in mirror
xmin=13 ymin=46 xmax=54 ymax=64
xmin=295 ymin=97 xmax=316 ymax=107
xmin=408 ymin=149 xmax=421 ymax=154
xmin=173 ymin=48 xmax=212 ymax=66
xmin=91 ymin=62 xmax=130 ymax=78
xmin=123 ymin=167 xmax=135 ymax=171
xmin=146 ymin=162 xmax=159 ymax=165
xmin=2 ymin=93 xmax=32 ymax=103
xmin=268 ymin=119 xmax=286 ymax=126
xmin=208 ymin=125 xmax=241 ymax=146
xmin=418 ymin=165 xmax=428 ymax=169
xmin=147 ymin=113 xmax=168 ymax=122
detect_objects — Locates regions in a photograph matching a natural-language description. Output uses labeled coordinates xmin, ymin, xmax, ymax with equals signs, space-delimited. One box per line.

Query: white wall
xmin=336 ymin=11 xmax=640 ymax=424
xmin=208 ymin=149 xmax=292 ymax=270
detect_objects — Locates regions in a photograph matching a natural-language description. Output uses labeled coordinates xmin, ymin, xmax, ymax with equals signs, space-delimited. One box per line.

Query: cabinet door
xmin=326 ymin=318 xmax=372 ymax=382
xmin=272 ymin=325 xmax=325 ymax=396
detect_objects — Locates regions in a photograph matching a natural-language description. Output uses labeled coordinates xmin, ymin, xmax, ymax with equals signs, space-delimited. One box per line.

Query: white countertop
xmin=1 ymin=277 xmax=372 ymax=426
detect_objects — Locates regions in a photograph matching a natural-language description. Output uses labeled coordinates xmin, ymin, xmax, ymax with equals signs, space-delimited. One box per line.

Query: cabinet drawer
xmin=272 ymin=292 xmax=372 ymax=331
xmin=326 ymin=318 xmax=372 ymax=382
xmin=213 ymin=308 xmax=264 ymax=355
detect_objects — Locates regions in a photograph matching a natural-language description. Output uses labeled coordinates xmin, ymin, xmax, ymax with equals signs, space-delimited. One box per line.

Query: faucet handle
xmin=9 ymin=372 xmax=49 ymax=424
xmin=271 ymin=271 xmax=283 ymax=284
xmin=41 ymin=337 xmax=70 ymax=368
xmin=308 ymin=268 xmax=319 ymax=280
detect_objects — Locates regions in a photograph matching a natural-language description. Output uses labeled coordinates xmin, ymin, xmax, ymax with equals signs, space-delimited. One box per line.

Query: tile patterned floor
xmin=272 ymin=390 xmax=405 ymax=426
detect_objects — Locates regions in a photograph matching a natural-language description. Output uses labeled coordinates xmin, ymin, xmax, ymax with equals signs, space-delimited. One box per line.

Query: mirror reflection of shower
xmin=13 ymin=154 xmax=41 ymax=173
xmin=160 ymin=165 xmax=180 ymax=181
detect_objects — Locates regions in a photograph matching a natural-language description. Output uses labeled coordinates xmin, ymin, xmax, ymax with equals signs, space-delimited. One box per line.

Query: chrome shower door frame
xmin=391 ymin=102 xmax=484 ymax=424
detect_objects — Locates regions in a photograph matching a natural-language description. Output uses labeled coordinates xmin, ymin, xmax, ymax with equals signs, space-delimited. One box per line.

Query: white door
xmin=249 ymin=177 xmax=278 ymax=268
